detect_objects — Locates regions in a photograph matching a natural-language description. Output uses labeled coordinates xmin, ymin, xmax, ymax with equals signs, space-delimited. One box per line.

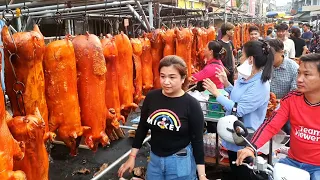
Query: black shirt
xmin=218 ymin=40 xmax=234 ymax=72
xmin=291 ymin=37 xmax=306 ymax=57
xmin=132 ymin=89 xmax=205 ymax=164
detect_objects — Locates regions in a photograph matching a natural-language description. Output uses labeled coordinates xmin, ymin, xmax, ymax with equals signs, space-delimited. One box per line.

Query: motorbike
xmin=218 ymin=115 xmax=310 ymax=180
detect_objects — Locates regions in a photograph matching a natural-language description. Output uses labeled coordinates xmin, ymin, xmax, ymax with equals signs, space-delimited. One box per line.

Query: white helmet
xmin=217 ymin=115 xmax=252 ymax=146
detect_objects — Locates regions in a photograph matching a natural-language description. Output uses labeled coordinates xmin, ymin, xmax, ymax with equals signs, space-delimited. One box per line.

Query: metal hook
xmin=54 ymin=11 xmax=63 ymax=40
xmin=9 ymin=53 xmax=19 ymax=80
xmin=7 ymin=29 xmax=18 ymax=54
xmin=9 ymin=53 xmax=26 ymax=116
xmin=20 ymin=6 xmax=29 ymax=17
xmin=15 ymin=90 xmax=26 ymax=116
xmin=2 ymin=9 xmax=14 ymax=24
xmin=54 ymin=11 xmax=62 ymax=24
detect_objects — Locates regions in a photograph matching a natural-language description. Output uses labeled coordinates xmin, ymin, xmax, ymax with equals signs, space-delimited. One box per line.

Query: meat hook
xmin=9 ymin=53 xmax=26 ymax=116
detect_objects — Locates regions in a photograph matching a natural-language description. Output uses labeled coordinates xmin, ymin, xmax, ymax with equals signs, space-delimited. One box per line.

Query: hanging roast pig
xmin=43 ymin=37 xmax=90 ymax=155
xmin=7 ymin=108 xmax=49 ymax=180
xmin=2 ymin=25 xmax=55 ymax=141
xmin=101 ymin=34 xmax=125 ymax=141
xmin=73 ymin=32 xmax=109 ymax=151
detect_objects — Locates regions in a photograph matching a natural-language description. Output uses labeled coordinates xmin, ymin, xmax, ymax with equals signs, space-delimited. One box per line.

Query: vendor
xmin=189 ymin=40 xmax=227 ymax=89
xmin=118 ymin=55 xmax=207 ymax=180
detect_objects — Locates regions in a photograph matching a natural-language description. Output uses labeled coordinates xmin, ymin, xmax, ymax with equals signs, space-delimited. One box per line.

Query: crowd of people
xmin=117 ymin=22 xmax=320 ymax=180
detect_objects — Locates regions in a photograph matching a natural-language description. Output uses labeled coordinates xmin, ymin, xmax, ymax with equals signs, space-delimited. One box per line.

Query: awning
xmin=310 ymin=11 xmax=320 ymax=16
xmin=266 ymin=11 xmax=286 ymax=18
xmin=295 ymin=11 xmax=311 ymax=21
xmin=282 ymin=16 xmax=294 ymax=20
xmin=294 ymin=12 xmax=304 ymax=19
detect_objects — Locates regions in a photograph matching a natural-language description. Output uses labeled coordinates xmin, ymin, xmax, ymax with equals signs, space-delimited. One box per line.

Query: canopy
xmin=282 ymin=16 xmax=294 ymax=20
xmin=266 ymin=11 xmax=286 ymax=18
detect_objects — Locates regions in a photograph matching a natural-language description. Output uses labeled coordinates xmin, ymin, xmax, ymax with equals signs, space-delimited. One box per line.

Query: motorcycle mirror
xmin=233 ymin=120 xmax=248 ymax=137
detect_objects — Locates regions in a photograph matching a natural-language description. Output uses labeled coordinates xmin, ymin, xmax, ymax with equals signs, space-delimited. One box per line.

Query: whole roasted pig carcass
xmin=114 ymin=32 xmax=138 ymax=114
xmin=72 ymin=32 xmax=109 ymax=151
xmin=7 ymin=108 xmax=49 ymax=180
xmin=43 ymin=37 xmax=90 ymax=155
xmin=0 ymin=80 xmax=26 ymax=179
xmin=2 ymin=25 xmax=55 ymax=141
xmin=101 ymin=34 xmax=125 ymax=141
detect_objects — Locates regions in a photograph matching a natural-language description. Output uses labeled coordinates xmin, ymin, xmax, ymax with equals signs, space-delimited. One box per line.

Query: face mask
xmin=237 ymin=59 xmax=253 ymax=79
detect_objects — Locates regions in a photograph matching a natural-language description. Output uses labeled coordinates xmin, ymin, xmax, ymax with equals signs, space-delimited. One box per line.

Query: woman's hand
xmin=203 ymin=78 xmax=220 ymax=97
xmin=188 ymin=76 xmax=197 ymax=84
xmin=215 ymin=67 xmax=229 ymax=87
xmin=236 ymin=147 xmax=255 ymax=166
xmin=118 ymin=157 xmax=135 ymax=178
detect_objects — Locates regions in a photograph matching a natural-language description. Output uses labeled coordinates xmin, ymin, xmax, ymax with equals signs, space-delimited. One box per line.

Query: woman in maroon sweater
xmin=190 ymin=40 xmax=226 ymax=89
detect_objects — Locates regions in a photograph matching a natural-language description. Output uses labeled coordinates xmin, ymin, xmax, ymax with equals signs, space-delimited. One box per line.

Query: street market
xmin=0 ymin=0 xmax=319 ymax=180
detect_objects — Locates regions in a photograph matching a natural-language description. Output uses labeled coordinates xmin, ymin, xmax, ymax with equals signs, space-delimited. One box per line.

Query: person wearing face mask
xmin=118 ymin=55 xmax=207 ymax=180
xmin=202 ymin=40 xmax=274 ymax=180
xmin=275 ymin=23 xmax=296 ymax=60
xmin=249 ymin=26 xmax=261 ymax=41
xmin=189 ymin=40 xmax=227 ymax=89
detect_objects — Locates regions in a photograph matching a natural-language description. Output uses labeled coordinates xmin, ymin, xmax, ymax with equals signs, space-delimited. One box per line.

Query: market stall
xmin=0 ymin=0 xmax=282 ymax=180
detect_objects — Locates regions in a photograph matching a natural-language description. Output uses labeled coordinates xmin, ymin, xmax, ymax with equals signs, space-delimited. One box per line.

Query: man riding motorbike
xmin=236 ymin=53 xmax=320 ymax=180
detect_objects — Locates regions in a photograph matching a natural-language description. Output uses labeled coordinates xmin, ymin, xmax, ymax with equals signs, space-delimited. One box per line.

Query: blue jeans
xmin=279 ymin=157 xmax=320 ymax=180
xmin=146 ymin=144 xmax=197 ymax=180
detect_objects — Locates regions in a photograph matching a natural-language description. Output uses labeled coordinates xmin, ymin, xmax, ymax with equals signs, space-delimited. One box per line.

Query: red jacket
xmin=251 ymin=91 xmax=320 ymax=166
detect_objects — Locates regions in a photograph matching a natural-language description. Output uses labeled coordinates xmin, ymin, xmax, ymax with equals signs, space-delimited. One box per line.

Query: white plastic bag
xmin=188 ymin=90 xmax=209 ymax=114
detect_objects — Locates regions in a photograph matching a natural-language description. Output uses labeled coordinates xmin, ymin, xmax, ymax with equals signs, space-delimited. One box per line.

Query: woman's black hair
xmin=243 ymin=40 xmax=275 ymax=83
xmin=208 ymin=40 xmax=225 ymax=59
xmin=291 ymin=27 xmax=301 ymax=38
xmin=266 ymin=39 xmax=284 ymax=52
xmin=267 ymin=29 xmax=272 ymax=36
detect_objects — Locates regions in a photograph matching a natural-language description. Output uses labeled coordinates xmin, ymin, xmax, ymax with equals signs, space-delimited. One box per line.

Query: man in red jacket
xmin=236 ymin=53 xmax=320 ymax=180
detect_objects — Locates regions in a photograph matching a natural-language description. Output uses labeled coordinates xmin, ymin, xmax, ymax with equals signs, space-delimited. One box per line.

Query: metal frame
xmin=91 ymin=135 xmax=151 ymax=180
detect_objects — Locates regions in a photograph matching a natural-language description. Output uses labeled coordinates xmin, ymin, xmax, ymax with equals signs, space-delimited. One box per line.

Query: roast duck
xmin=101 ymin=34 xmax=125 ymax=141
xmin=7 ymin=108 xmax=49 ymax=180
xmin=2 ymin=25 xmax=55 ymax=141
xmin=72 ymin=32 xmax=109 ymax=151
xmin=149 ymin=29 xmax=165 ymax=89
xmin=131 ymin=38 xmax=145 ymax=104
xmin=175 ymin=28 xmax=194 ymax=77
xmin=0 ymin=55 xmax=26 ymax=180
xmin=43 ymin=37 xmax=90 ymax=155
xmin=139 ymin=37 xmax=153 ymax=94
xmin=114 ymin=32 xmax=138 ymax=114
